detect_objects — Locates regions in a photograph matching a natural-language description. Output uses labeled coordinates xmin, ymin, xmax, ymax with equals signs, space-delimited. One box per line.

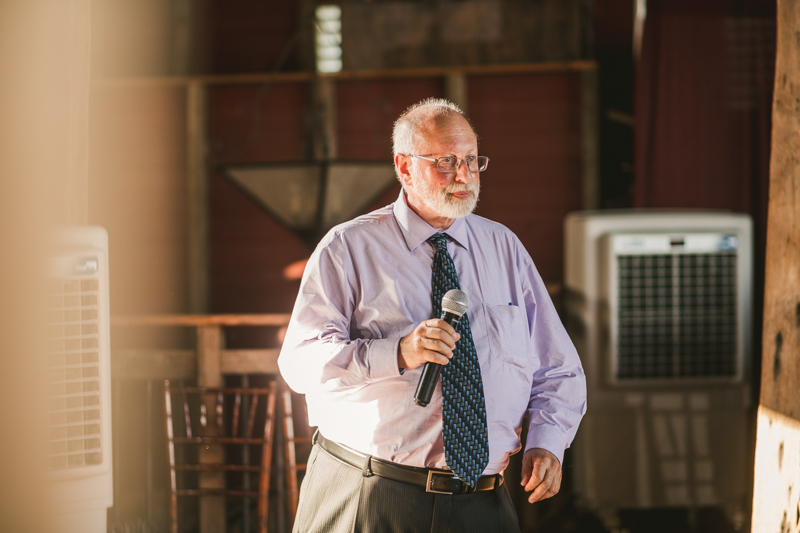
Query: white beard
xmin=414 ymin=178 xmax=480 ymax=220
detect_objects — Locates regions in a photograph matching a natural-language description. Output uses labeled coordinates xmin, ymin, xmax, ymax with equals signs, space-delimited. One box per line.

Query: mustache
xmin=445 ymin=182 xmax=479 ymax=194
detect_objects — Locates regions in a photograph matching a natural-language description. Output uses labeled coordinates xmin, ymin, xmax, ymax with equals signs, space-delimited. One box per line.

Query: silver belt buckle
xmin=426 ymin=469 xmax=457 ymax=494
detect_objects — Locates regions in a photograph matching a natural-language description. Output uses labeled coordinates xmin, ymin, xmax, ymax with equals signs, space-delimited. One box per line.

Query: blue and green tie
xmin=428 ymin=233 xmax=489 ymax=487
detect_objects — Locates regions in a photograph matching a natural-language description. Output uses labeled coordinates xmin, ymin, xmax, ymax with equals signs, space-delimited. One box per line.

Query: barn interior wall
xmin=81 ymin=0 xmax=778 ymax=529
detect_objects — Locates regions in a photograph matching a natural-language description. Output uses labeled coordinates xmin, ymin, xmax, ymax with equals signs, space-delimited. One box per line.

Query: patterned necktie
xmin=428 ymin=233 xmax=489 ymax=487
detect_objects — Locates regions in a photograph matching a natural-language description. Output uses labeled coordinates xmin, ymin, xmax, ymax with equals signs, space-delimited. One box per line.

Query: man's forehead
xmin=418 ymin=114 xmax=477 ymax=147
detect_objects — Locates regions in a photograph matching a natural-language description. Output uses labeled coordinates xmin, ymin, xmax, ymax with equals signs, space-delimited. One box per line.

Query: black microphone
xmin=414 ymin=289 xmax=469 ymax=407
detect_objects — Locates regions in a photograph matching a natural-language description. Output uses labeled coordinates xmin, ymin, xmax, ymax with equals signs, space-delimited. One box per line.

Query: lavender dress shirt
xmin=278 ymin=192 xmax=586 ymax=475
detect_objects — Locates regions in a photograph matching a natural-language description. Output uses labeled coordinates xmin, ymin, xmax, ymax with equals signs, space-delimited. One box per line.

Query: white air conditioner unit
xmin=47 ymin=226 xmax=113 ymax=533
xmin=564 ymin=211 xmax=753 ymax=529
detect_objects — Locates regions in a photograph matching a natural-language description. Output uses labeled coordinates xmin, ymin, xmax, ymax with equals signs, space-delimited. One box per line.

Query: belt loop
xmin=362 ymin=455 xmax=374 ymax=477
xmin=311 ymin=428 xmax=320 ymax=446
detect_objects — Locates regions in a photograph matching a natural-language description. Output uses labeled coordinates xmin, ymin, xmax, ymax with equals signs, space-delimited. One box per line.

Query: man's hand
xmin=520 ymin=448 xmax=562 ymax=503
xmin=398 ymin=319 xmax=461 ymax=370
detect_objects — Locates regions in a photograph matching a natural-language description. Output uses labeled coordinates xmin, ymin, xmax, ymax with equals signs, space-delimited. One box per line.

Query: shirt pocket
xmin=482 ymin=303 xmax=532 ymax=370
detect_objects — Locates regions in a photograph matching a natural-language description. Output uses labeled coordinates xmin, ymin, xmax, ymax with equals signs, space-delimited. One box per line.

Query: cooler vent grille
xmin=617 ymin=253 xmax=738 ymax=379
xmin=46 ymin=274 xmax=103 ymax=469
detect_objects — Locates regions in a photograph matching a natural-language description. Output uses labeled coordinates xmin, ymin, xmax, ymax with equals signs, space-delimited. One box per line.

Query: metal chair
xmin=280 ymin=381 xmax=312 ymax=524
xmin=164 ymin=380 xmax=277 ymax=533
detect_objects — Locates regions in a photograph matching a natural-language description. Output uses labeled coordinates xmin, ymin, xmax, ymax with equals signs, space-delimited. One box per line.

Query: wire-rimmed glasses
xmin=407 ymin=154 xmax=490 ymax=173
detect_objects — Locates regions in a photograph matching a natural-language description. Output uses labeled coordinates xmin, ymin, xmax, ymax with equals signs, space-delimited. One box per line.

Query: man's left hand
xmin=520 ymin=448 xmax=562 ymax=503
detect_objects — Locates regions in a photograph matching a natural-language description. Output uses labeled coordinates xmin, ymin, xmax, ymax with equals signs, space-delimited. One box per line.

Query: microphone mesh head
xmin=442 ymin=289 xmax=469 ymax=317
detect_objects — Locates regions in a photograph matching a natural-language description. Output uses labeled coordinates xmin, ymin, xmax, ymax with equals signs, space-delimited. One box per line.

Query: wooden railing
xmin=111 ymin=314 xmax=291 ymax=384
xmin=110 ymin=314 xmax=293 ymax=533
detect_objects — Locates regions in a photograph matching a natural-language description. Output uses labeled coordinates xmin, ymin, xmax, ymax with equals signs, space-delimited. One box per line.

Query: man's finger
xmin=523 ymin=458 xmax=545 ymax=491
xmin=422 ymin=348 xmax=450 ymax=365
xmin=425 ymin=323 xmax=459 ymax=347
xmin=527 ymin=475 xmax=553 ymax=503
xmin=425 ymin=319 xmax=460 ymax=342
xmin=527 ymin=469 xmax=562 ymax=503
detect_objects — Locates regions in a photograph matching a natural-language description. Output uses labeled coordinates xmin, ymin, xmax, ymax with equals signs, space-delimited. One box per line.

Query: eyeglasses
xmin=407 ymin=154 xmax=490 ymax=173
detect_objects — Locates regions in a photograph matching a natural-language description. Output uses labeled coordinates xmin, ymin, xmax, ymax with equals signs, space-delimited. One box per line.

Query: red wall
xmin=469 ymin=73 xmax=583 ymax=282
xmin=208 ymin=73 xmax=584 ymax=336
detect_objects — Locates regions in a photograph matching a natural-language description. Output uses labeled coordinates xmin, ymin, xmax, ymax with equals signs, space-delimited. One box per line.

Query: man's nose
xmin=454 ymin=160 xmax=474 ymax=183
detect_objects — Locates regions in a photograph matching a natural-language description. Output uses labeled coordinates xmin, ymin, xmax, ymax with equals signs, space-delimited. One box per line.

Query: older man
xmin=279 ymin=98 xmax=586 ymax=532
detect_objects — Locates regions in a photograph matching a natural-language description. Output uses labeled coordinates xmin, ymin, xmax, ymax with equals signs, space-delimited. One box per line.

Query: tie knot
xmin=428 ymin=233 xmax=449 ymax=250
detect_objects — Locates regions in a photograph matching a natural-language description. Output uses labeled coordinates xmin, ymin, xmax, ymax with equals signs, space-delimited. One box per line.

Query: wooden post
xmin=197 ymin=325 xmax=224 ymax=533
xmin=187 ymin=81 xmax=209 ymax=314
xmin=580 ymin=67 xmax=600 ymax=210
xmin=315 ymin=77 xmax=338 ymax=160
xmin=751 ymin=2 xmax=800 ymax=531
xmin=445 ymin=73 xmax=468 ymax=115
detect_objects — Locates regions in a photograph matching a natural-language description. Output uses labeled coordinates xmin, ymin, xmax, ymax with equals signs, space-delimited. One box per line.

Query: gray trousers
xmin=292 ymin=444 xmax=521 ymax=533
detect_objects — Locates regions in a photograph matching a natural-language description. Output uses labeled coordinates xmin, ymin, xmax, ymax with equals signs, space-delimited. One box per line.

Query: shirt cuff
xmin=524 ymin=423 xmax=569 ymax=465
xmin=367 ymin=337 xmax=403 ymax=381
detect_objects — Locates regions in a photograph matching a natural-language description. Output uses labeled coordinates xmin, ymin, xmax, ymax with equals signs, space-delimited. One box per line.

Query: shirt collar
xmin=392 ymin=190 xmax=470 ymax=252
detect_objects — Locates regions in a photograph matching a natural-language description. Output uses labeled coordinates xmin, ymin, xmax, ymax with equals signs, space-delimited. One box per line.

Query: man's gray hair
xmin=392 ymin=97 xmax=470 ymax=158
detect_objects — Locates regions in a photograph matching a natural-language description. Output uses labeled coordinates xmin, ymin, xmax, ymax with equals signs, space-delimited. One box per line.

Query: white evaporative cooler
xmin=47 ymin=226 xmax=113 ymax=532
xmin=564 ymin=211 xmax=753 ymax=528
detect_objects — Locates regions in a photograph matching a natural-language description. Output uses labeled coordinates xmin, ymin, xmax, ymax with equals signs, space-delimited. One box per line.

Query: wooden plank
xmin=92 ymin=71 xmax=311 ymax=88
xmin=111 ymin=313 xmax=292 ymax=327
xmin=187 ymin=82 xmax=209 ymax=313
xmin=751 ymin=1 xmax=800 ymax=531
xmin=220 ymin=349 xmax=280 ymax=375
xmin=112 ymin=349 xmax=196 ymax=380
xmin=329 ymin=61 xmax=598 ymax=81
xmin=91 ymin=60 xmax=597 ymax=88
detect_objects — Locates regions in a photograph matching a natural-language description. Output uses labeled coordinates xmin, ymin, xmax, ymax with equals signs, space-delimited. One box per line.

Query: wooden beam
xmin=751 ymin=1 xmax=800 ymax=531
xmin=92 ymin=71 xmax=311 ymax=88
xmin=322 ymin=60 xmax=598 ymax=80
xmin=111 ymin=313 xmax=291 ymax=327
xmin=91 ymin=60 xmax=598 ymax=88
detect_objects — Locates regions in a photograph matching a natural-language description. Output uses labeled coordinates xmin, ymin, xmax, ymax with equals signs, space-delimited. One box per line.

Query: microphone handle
xmin=413 ymin=311 xmax=462 ymax=407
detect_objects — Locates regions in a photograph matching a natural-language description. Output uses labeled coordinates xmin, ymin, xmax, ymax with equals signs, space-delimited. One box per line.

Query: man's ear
xmin=394 ymin=153 xmax=413 ymax=187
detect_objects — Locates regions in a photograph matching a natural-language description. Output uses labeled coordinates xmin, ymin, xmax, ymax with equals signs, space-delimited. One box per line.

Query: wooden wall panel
xmin=336 ymin=78 xmax=445 ymax=160
xmin=209 ymin=172 xmax=308 ymax=314
xmin=209 ymin=0 xmax=300 ymax=73
xmin=469 ymin=73 xmax=583 ymax=283
xmin=208 ymin=72 xmax=584 ymax=347
xmin=207 ymin=83 xmax=309 ymax=164
xmin=208 ymin=82 xmax=309 ymax=349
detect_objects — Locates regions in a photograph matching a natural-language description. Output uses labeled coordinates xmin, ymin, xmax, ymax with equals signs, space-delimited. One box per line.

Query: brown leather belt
xmin=314 ymin=431 xmax=503 ymax=495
